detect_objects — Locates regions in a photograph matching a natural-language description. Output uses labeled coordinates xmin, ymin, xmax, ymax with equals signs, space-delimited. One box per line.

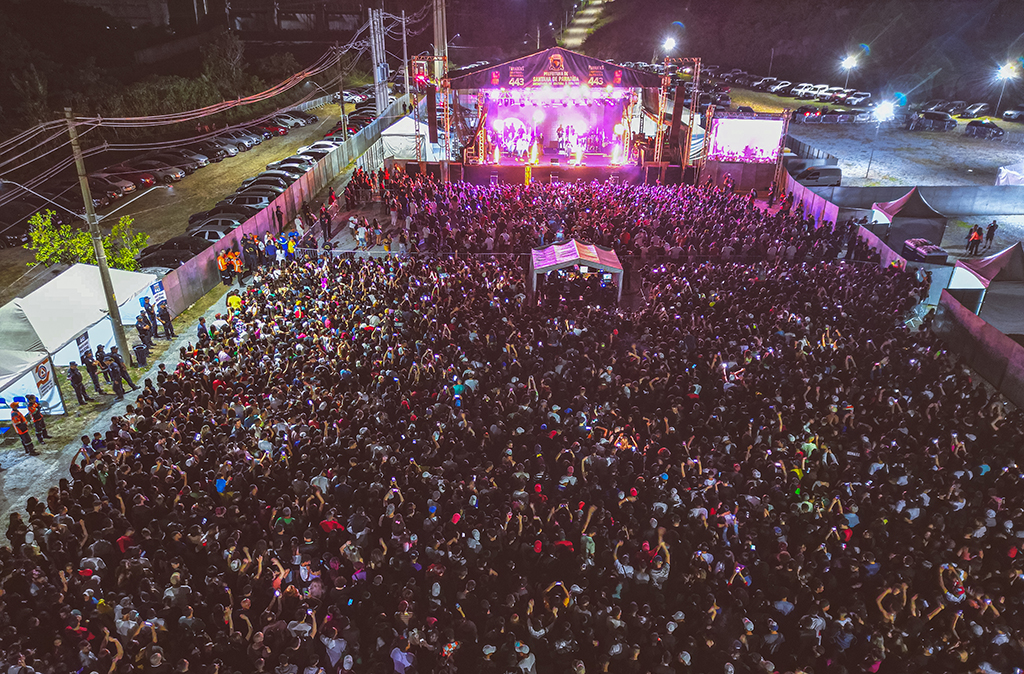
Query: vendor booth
xmin=528 ymin=239 xmax=624 ymax=304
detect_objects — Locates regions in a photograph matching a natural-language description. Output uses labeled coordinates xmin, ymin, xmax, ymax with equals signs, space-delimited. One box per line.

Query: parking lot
xmin=0 ymin=103 xmax=343 ymax=306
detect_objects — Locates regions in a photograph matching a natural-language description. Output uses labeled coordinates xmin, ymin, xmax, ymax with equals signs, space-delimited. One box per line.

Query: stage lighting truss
xmin=654 ymin=56 xmax=702 ymax=168
xmin=411 ymin=54 xmax=451 ymax=177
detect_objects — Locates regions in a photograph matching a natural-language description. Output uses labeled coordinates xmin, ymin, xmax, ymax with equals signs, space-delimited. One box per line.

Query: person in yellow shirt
xmin=227 ymin=292 xmax=242 ymax=312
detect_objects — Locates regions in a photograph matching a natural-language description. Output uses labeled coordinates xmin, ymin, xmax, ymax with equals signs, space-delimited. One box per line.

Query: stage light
xmin=533 ymin=109 xmax=545 ymax=123
xmin=613 ymin=123 xmax=624 ymax=134
xmin=664 ymin=37 xmax=676 ymax=52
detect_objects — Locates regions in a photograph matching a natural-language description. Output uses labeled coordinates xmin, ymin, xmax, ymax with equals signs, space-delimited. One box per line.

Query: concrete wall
xmin=161 ymin=95 xmax=410 ymax=316
xmin=809 ymin=185 xmax=1024 ymax=216
xmin=933 ymin=290 xmax=1024 ymax=410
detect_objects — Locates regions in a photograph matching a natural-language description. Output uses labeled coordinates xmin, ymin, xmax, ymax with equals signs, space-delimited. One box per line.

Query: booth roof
xmin=448 ymin=47 xmax=664 ymax=90
xmin=964 ymin=242 xmax=1024 ymax=283
xmin=872 ymin=187 xmax=946 ymax=221
xmin=18 ymin=264 xmax=157 ymax=354
xmin=531 ymin=240 xmax=623 ymax=273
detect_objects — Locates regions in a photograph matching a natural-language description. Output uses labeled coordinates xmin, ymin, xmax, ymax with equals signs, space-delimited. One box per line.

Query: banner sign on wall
xmin=76 ymin=332 xmax=91 ymax=360
xmin=32 ymin=358 xmax=56 ymax=398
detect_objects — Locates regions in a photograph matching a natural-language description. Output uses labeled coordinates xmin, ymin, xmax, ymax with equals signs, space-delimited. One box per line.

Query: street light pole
xmin=64 ymin=107 xmax=131 ymax=366
xmin=997 ymin=77 xmax=1009 ymax=117
xmin=335 ymin=44 xmax=348 ymax=140
xmin=402 ymin=10 xmax=411 ymax=97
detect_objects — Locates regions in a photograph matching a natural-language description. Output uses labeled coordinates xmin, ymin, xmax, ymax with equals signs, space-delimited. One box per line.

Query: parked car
xmin=187 ymin=203 xmax=259 ymax=226
xmin=90 ymin=172 xmax=139 ymax=195
xmin=817 ymin=86 xmax=846 ymax=102
xmin=800 ymin=84 xmax=829 ymax=100
xmin=185 ymin=214 xmax=246 ymax=233
xmin=297 ymin=140 xmax=344 ymax=155
xmin=788 ymin=83 xmax=816 ymax=98
xmin=960 ymin=103 xmax=991 ymax=119
xmin=920 ymin=99 xmax=945 ymax=111
xmin=256 ymin=122 xmax=289 ymax=136
xmin=161 ymin=148 xmax=210 ymax=167
xmin=137 ymin=266 xmax=173 ymax=280
xmin=767 ymin=80 xmax=792 ymax=94
xmin=295 ymin=148 xmax=332 ymax=163
xmin=147 ymin=152 xmax=200 ymax=174
xmin=141 ymin=235 xmax=214 ymax=257
xmin=0 ymin=200 xmax=44 ymax=247
xmin=41 ymin=184 xmax=109 ymax=214
xmin=288 ymin=110 xmax=319 ymax=123
xmin=192 ymin=139 xmax=236 ymax=159
xmin=794 ymin=166 xmax=842 ymax=187
xmin=84 ymin=176 xmax=123 ymax=200
xmin=136 ymin=249 xmax=194 ymax=269
xmin=220 ymin=194 xmax=273 ymax=210
xmin=940 ymin=100 xmax=968 ymax=115
xmin=233 ymin=185 xmax=286 ymax=200
xmin=123 ymin=160 xmax=185 ymax=183
xmin=273 ymin=113 xmax=309 ymax=128
xmin=751 ymin=77 xmax=778 ymax=90
xmin=246 ymin=126 xmax=274 ymax=141
xmin=217 ymin=131 xmax=255 ymax=151
xmin=239 ymin=173 xmax=294 ymax=191
xmin=845 ymin=91 xmax=872 ymax=106
xmin=98 ymin=166 xmax=156 ymax=189
xmin=267 ymin=156 xmax=317 ymax=173
xmin=793 ymin=105 xmax=824 ymax=119
xmin=189 ymin=223 xmax=238 ymax=242
xmin=1002 ymin=106 xmax=1024 ymax=121
xmin=911 ymin=110 xmax=957 ymax=131
xmin=964 ymin=119 xmax=1005 ymax=139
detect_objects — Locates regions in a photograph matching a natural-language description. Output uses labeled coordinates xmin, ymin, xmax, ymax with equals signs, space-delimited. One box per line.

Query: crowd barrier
xmin=783 ymin=171 xmax=840 ymax=226
xmin=160 ymin=95 xmax=409 ymax=316
xmin=933 ymin=290 xmax=1024 ymax=410
xmin=856 ymin=225 xmax=907 ymax=270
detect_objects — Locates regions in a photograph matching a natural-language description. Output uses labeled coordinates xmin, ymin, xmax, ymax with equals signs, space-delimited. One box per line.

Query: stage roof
xmin=448 ymin=47 xmax=663 ymax=90
xmin=531 ymin=239 xmax=623 ymax=274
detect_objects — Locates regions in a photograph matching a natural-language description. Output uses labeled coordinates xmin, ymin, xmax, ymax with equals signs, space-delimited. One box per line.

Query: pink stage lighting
xmin=707 ymin=118 xmax=785 ymax=164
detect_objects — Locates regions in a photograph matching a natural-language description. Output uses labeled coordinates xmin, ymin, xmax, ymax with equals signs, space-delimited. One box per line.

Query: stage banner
xmin=449 ymin=47 xmax=663 ymax=90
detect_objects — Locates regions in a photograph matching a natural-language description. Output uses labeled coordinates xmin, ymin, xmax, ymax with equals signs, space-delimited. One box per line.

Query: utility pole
xmin=768 ymin=48 xmax=775 ymax=78
xmin=64 ymin=108 xmax=131 ymax=366
xmin=402 ymin=10 xmax=411 ymax=96
xmin=336 ymin=43 xmax=348 ymax=140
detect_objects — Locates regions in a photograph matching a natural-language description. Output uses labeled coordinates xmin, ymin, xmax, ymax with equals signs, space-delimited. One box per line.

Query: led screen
xmin=706 ymin=118 xmax=785 ymax=164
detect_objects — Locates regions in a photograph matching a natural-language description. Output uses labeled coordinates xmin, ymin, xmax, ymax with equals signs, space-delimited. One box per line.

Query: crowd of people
xmin=377 ymin=177 xmax=848 ymax=266
xmin=2 ymin=176 xmax=1023 ymax=674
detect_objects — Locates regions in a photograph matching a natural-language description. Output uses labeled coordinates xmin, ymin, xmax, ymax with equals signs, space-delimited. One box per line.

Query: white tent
xmin=381 ymin=115 xmax=443 ymax=162
xmin=996 ymin=162 xmax=1024 ymax=186
xmin=0 ymin=264 xmax=158 ymax=415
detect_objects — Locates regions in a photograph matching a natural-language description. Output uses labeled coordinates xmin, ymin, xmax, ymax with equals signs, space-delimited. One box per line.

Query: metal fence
xmin=294 ymin=94 xmax=338 ymax=112
xmin=160 ymin=94 xmax=410 ymax=316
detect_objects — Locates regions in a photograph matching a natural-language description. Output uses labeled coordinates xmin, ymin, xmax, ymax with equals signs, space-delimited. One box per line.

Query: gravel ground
xmin=790 ymin=122 xmax=1021 ymax=187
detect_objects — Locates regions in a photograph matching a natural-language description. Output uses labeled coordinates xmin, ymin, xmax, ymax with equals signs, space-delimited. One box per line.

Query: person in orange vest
xmin=231 ymin=250 xmax=246 ymax=287
xmin=10 ymin=402 xmax=39 ymax=455
xmin=26 ymin=394 xmax=51 ymax=443
xmin=217 ymin=250 xmax=233 ymax=286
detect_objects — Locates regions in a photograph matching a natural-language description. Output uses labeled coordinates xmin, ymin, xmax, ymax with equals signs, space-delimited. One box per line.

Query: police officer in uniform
xmin=81 ymin=350 xmax=106 ymax=395
xmin=142 ymin=296 xmax=160 ymax=338
xmin=10 ymin=402 xmax=38 ymax=455
xmin=104 ymin=357 xmax=125 ymax=400
xmin=136 ymin=312 xmax=154 ymax=348
xmin=109 ymin=346 xmax=138 ymax=391
xmin=68 ymin=362 xmax=93 ymax=404
xmin=157 ymin=301 xmax=176 ymax=338
xmin=26 ymin=394 xmax=51 ymax=444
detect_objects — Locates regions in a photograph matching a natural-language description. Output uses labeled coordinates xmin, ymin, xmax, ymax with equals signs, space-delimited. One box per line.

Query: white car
xmin=767 ymin=80 xmax=792 ymax=94
xmin=297 ymin=140 xmax=344 ymax=155
xmin=846 ymin=92 xmax=872 ymax=106
xmin=1001 ymin=107 xmax=1024 ymax=121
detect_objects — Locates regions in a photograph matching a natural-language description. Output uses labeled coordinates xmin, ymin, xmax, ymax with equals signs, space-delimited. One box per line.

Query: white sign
xmin=32 ymin=358 xmax=56 ymax=398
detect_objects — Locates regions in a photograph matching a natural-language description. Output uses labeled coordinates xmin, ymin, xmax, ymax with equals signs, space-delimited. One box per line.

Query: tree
xmin=26 ymin=211 xmax=149 ymax=271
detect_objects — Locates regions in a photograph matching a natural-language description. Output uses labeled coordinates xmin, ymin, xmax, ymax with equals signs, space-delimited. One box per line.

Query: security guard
xmin=10 ymin=402 xmax=38 ymax=455
xmin=231 ymin=250 xmax=246 ymax=287
xmin=135 ymin=312 xmax=154 ymax=348
xmin=217 ymin=250 xmax=232 ymax=286
xmin=104 ymin=356 xmax=125 ymax=400
xmin=26 ymin=394 xmax=50 ymax=443
xmin=142 ymin=296 xmax=160 ymax=338
xmin=68 ymin=362 xmax=93 ymax=404
xmin=157 ymin=301 xmax=176 ymax=338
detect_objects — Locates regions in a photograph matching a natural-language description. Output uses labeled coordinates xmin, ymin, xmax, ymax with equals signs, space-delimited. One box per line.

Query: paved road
xmin=0 ymin=104 xmax=342 ymax=306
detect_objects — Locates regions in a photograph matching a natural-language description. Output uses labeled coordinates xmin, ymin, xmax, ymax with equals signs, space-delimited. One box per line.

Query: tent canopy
xmin=872 ymin=187 xmax=945 ymax=221
xmin=448 ymin=47 xmax=663 ymax=90
xmin=996 ymin=162 xmax=1024 ymax=186
xmin=380 ymin=115 xmax=441 ymax=162
xmin=962 ymin=242 xmax=1024 ymax=284
xmin=19 ymin=264 xmax=156 ymax=355
xmin=531 ymin=240 xmax=622 ymax=274
xmin=0 ymin=302 xmax=48 ymax=391
xmin=871 ymin=187 xmax=947 ymax=249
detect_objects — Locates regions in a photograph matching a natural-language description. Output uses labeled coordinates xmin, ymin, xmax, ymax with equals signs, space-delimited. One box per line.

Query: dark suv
xmin=909 ymin=110 xmax=956 ymax=131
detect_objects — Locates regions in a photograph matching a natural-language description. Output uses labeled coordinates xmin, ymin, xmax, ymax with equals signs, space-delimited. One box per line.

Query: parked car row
xmin=138 ymin=104 xmax=371 ymax=266
xmin=706 ymin=67 xmax=873 ymax=108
